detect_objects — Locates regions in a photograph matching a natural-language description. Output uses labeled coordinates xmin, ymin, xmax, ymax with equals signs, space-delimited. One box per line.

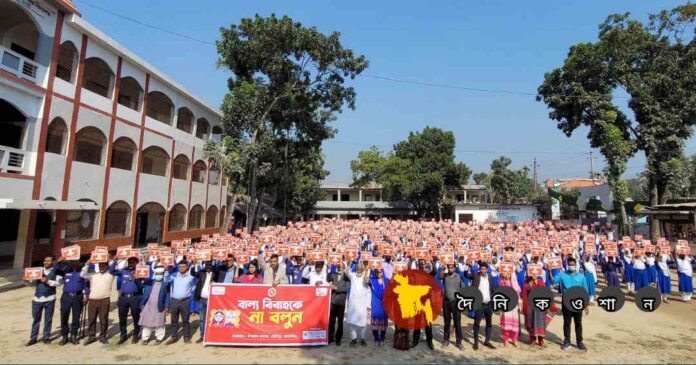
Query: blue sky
xmin=76 ymin=0 xmax=695 ymax=183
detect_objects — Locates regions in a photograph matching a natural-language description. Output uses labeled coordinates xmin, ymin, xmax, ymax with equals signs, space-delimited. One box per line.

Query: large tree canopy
xmin=350 ymin=127 xmax=471 ymax=218
xmin=537 ymin=3 xmax=696 ymax=239
xmin=209 ymin=14 xmax=368 ymax=228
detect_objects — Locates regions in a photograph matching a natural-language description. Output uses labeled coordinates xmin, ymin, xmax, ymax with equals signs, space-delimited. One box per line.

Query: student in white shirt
xmin=676 ymin=254 xmax=694 ymax=302
xmin=308 ymin=261 xmax=328 ymax=286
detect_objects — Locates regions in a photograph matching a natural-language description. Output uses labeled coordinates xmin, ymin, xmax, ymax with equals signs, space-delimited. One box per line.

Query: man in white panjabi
xmin=345 ymin=263 xmax=371 ymax=346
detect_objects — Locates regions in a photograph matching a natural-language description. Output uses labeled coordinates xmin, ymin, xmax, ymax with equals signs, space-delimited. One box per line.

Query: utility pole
xmin=589 ymin=151 xmax=596 ymax=181
xmin=533 ymin=158 xmax=538 ymax=198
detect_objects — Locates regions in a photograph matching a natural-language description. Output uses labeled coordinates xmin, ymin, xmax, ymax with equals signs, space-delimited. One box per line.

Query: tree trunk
xmin=251 ymin=193 xmax=264 ymax=231
xmin=617 ymin=201 xmax=629 ymax=237
xmin=648 ymin=174 xmax=660 ymax=242
xmin=245 ymin=163 xmax=258 ymax=232
xmin=220 ymin=175 xmax=240 ymax=235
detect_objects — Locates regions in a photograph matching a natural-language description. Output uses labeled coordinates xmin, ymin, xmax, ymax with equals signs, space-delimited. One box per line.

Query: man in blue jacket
xmin=55 ymin=259 xmax=87 ymax=345
xmin=552 ymin=257 xmax=590 ymax=352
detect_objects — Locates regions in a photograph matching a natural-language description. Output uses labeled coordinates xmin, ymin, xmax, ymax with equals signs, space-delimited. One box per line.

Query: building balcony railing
xmin=0 ymin=145 xmax=25 ymax=174
xmin=314 ymin=200 xmax=412 ymax=210
xmin=0 ymin=45 xmax=40 ymax=83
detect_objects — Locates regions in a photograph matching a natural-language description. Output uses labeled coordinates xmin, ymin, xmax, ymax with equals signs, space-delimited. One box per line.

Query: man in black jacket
xmin=328 ymin=262 xmax=349 ymax=346
xmin=191 ymin=261 xmax=218 ymax=343
xmin=465 ymin=261 xmax=496 ymax=350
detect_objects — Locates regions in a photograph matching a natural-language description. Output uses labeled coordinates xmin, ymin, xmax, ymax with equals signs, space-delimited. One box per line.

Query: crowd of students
xmin=24 ymin=219 xmax=694 ymax=354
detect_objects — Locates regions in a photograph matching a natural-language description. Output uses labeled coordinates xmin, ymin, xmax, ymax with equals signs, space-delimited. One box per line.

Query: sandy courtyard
xmin=1 ymin=276 xmax=695 ymax=364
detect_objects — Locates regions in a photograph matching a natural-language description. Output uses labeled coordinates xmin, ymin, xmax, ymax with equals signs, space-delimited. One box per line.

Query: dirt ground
xmin=1 ymin=274 xmax=695 ymax=364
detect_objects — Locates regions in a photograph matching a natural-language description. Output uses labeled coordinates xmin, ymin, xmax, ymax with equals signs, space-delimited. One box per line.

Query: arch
xmin=0 ymin=98 xmax=27 ymax=150
xmin=110 ymin=136 xmax=137 ymax=170
xmin=176 ymin=107 xmax=194 ymax=133
xmin=195 ymin=118 xmax=209 ymax=140
xmin=188 ymin=204 xmax=204 ymax=230
xmin=45 ymin=117 xmax=67 ymax=155
xmin=140 ymin=146 xmax=170 ymax=176
xmin=117 ymin=76 xmax=143 ymax=111
xmin=56 ymin=41 xmax=78 ymax=83
xmin=0 ymin=1 xmax=40 ymax=61
xmin=137 ymin=202 xmax=165 ymax=213
xmin=206 ymin=205 xmax=219 ymax=228
xmin=172 ymin=154 xmax=190 ymax=180
xmin=209 ymin=165 xmax=220 ymax=185
xmin=74 ymin=126 xmax=106 ymax=165
xmin=135 ymin=202 xmax=165 ymax=246
xmin=65 ymin=199 xmax=98 ymax=240
xmin=192 ymin=160 xmax=207 ymax=183
xmin=146 ymin=91 xmax=174 ymax=124
xmin=168 ymin=203 xmax=187 ymax=232
xmin=82 ymin=57 xmax=114 ymax=98
xmin=104 ymin=200 xmax=131 ymax=237
xmin=211 ymin=125 xmax=223 ymax=143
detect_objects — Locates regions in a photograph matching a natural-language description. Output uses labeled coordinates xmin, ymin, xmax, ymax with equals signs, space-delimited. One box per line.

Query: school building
xmin=0 ymin=0 xmax=228 ymax=269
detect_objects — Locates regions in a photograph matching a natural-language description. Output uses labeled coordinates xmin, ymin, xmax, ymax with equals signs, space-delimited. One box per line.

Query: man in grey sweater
xmin=440 ymin=263 xmax=465 ymax=350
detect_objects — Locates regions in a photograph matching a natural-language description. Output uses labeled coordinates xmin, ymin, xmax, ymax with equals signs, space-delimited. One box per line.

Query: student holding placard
xmin=655 ymin=252 xmax=672 ymax=303
xmin=632 ymin=251 xmax=649 ymax=292
xmin=675 ymin=251 xmax=693 ymax=302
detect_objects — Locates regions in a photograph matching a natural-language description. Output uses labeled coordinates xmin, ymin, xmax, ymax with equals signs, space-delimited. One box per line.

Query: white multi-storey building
xmin=0 ymin=0 xmax=228 ymax=269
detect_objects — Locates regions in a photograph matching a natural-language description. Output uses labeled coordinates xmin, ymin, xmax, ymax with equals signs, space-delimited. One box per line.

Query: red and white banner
xmin=204 ymin=284 xmax=331 ymax=346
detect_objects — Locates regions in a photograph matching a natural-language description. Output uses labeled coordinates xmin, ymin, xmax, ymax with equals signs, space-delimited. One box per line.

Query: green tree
xmin=487 ymin=157 xmax=536 ymax=203
xmin=537 ymin=3 xmax=696 ymax=240
xmin=472 ymin=172 xmax=491 ymax=186
xmin=213 ymin=14 xmax=368 ymax=230
xmin=350 ymin=127 xmax=471 ymax=219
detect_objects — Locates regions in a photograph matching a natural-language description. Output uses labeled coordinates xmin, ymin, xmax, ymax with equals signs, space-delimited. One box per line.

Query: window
xmin=195 ymin=118 xmax=209 ymax=140
xmin=206 ymin=206 xmax=218 ymax=228
xmin=332 ymin=194 xmax=338 ymax=201
xmin=172 ymin=154 xmax=190 ymax=180
xmin=456 ymin=194 xmax=464 ymax=202
xmin=209 ymin=166 xmax=219 ymax=185
xmin=45 ymin=118 xmax=67 ymax=154
xmin=176 ymin=108 xmax=193 ymax=133
xmin=192 ymin=160 xmax=206 ymax=183
xmin=65 ymin=200 xmax=98 ymax=240
xmin=56 ymin=42 xmax=78 ymax=83
xmin=168 ymin=204 xmax=187 ymax=232
xmin=364 ymin=194 xmax=372 ymax=201
xmin=188 ymin=205 xmax=204 ymax=230
xmin=73 ymin=127 xmax=106 ymax=165
xmin=140 ymin=146 xmax=169 ymax=177
xmin=110 ymin=137 xmax=136 ymax=170
xmin=146 ymin=91 xmax=174 ymax=124
xmin=118 ymin=77 xmax=143 ymax=111
xmin=211 ymin=125 xmax=222 ymax=143
xmin=104 ymin=201 xmax=131 ymax=237
xmin=341 ymin=194 xmax=350 ymax=201
xmin=82 ymin=58 xmax=114 ymax=98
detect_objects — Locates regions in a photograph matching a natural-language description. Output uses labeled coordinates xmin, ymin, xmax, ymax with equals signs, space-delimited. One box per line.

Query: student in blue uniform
xmin=632 ymin=253 xmax=649 ymax=292
xmin=655 ymin=253 xmax=672 ymax=303
xmin=645 ymin=252 xmax=657 ymax=285
xmin=56 ymin=259 xmax=87 ymax=345
xmin=111 ymin=257 xmax=145 ymax=344
xmin=621 ymin=250 xmax=635 ymax=293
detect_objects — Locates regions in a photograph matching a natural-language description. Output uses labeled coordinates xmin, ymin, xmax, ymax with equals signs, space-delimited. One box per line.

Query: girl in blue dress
xmin=366 ymin=268 xmax=389 ymax=346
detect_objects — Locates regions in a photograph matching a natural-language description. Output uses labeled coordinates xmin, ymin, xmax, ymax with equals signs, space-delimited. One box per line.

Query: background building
xmin=0 ymin=0 xmax=228 ymax=268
